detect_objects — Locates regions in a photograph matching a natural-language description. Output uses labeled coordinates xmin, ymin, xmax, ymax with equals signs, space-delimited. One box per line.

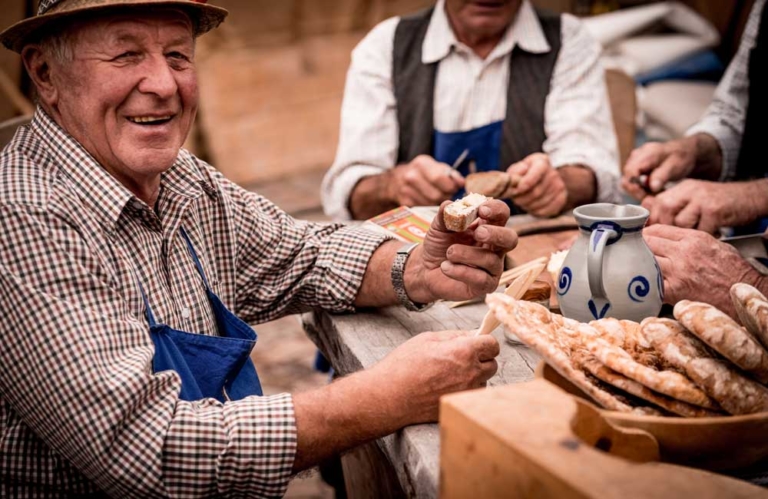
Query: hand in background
xmin=372 ymin=330 xmax=499 ymax=424
xmin=621 ymin=137 xmax=699 ymax=200
xmin=642 ymin=179 xmax=768 ymax=235
xmin=405 ymin=199 xmax=518 ymax=303
xmin=388 ymin=155 xmax=464 ymax=207
xmin=643 ymin=224 xmax=763 ymax=319
xmin=504 ymin=153 xmax=567 ymax=217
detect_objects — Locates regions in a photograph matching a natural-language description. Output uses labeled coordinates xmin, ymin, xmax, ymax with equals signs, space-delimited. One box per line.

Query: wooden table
xmin=301 ymin=216 xmax=578 ymax=498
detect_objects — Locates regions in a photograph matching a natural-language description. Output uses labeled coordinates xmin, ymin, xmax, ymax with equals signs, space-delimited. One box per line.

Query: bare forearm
xmin=690 ymin=133 xmax=724 ymax=180
xmin=353 ymin=241 xmax=431 ymax=308
xmin=292 ymin=369 xmax=404 ymax=472
xmin=349 ymin=172 xmax=398 ymax=220
xmin=559 ymin=164 xmax=596 ymax=209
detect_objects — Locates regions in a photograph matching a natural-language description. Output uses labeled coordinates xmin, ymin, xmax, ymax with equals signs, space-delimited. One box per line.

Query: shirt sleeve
xmin=212 ymin=167 xmax=391 ymax=323
xmin=543 ymin=14 xmax=622 ymax=204
xmin=320 ymin=17 xmax=401 ymax=221
xmin=686 ymin=0 xmax=765 ymax=181
xmin=0 ymin=201 xmax=296 ymax=498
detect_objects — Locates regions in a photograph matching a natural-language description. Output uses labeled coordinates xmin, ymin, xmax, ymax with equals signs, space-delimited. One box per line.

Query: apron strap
xmin=136 ymin=279 xmax=158 ymax=327
xmin=179 ymin=227 xmax=212 ymax=291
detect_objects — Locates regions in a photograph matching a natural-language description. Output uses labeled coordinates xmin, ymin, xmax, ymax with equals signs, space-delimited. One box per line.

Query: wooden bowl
xmin=536 ymin=361 xmax=768 ymax=471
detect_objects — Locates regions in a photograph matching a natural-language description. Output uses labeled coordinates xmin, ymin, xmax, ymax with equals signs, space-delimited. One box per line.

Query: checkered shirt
xmin=0 ymin=108 xmax=389 ymax=497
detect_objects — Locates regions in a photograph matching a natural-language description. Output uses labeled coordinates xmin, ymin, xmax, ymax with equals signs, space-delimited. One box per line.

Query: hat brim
xmin=0 ymin=0 xmax=228 ymax=53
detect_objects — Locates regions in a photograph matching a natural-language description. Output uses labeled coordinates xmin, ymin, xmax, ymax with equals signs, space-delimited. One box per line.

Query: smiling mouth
xmin=127 ymin=115 xmax=174 ymax=126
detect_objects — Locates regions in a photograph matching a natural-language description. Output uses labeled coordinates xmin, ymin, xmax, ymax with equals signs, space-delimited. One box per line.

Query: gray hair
xmin=37 ymin=26 xmax=76 ymax=64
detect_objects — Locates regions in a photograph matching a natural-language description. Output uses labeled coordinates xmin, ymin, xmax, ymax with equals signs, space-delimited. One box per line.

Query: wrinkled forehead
xmin=64 ymin=8 xmax=195 ymax=48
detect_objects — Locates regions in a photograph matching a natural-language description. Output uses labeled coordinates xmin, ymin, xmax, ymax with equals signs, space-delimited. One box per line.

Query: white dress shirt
xmin=322 ymin=0 xmax=622 ymax=220
xmin=686 ymin=0 xmax=766 ymax=181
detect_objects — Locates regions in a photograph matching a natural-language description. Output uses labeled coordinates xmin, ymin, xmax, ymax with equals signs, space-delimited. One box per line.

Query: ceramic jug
xmin=557 ymin=204 xmax=663 ymax=323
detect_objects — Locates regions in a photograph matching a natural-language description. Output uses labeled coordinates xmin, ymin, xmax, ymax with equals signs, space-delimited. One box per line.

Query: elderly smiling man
xmin=0 ymin=1 xmax=519 ymax=496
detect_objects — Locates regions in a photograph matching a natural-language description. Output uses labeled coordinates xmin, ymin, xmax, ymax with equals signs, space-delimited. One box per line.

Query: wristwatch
xmin=391 ymin=242 xmax=433 ymax=312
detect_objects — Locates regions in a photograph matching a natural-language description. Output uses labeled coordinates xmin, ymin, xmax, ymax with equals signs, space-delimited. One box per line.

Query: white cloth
xmin=686 ymin=0 xmax=766 ymax=181
xmin=321 ymin=0 xmax=621 ymax=220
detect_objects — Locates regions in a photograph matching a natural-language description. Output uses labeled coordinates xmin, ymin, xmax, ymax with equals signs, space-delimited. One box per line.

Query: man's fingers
xmin=469 ymin=334 xmax=501 ymax=362
xmin=423 ymin=162 xmax=465 ymax=195
xmin=643 ymin=223 xmax=692 ymax=241
xmin=440 ymin=261 xmax=498 ymax=295
xmin=621 ymin=176 xmax=649 ymax=201
xmin=624 ymin=144 xmax=662 ymax=177
xmin=648 ymin=155 xmax=679 ymax=193
xmin=478 ymin=359 xmax=499 ymax=382
xmin=673 ymin=202 xmax=700 ymax=229
xmin=696 ymin=212 xmax=720 ymax=235
xmin=643 ymin=232 xmax=680 ymax=258
xmin=473 ymin=224 xmax=518 ymax=253
xmin=513 ymin=155 xmax=549 ymax=194
xmin=447 ymin=245 xmax=503 ymax=277
xmin=476 ymin=200 xmax=510 ymax=225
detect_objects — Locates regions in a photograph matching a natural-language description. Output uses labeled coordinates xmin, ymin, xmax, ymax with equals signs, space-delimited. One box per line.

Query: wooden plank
xmin=303 ymin=301 xmax=541 ymax=498
xmin=440 ymin=380 xmax=768 ymax=498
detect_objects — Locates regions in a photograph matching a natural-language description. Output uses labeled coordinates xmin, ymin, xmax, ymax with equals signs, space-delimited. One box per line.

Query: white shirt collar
xmin=422 ymin=0 xmax=551 ymax=64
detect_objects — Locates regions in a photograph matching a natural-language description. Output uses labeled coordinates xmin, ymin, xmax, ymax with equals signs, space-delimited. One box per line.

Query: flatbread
xmin=731 ymin=283 xmax=768 ymax=351
xmin=585 ymin=335 xmax=718 ymax=409
xmin=642 ymin=317 xmax=768 ymax=415
xmin=674 ymin=300 xmax=768 ymax=383
xmin=485 ymin=294 xmax=660 ymax=415
xmin=573 ymin=351 xmax=721 ymax=418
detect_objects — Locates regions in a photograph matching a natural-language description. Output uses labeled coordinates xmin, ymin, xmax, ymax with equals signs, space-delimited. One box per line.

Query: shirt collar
xmin=422 ymin=0 xmax=550 ymax=64
xmin=31 ymin=108 xmax=214 ymax=232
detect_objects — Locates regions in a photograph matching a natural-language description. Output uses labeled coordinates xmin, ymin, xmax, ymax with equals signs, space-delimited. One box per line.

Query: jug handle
xmin=588 ymin=226 xmax=618 ymax=300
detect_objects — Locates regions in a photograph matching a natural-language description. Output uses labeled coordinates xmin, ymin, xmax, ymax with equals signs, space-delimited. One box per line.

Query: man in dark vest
xmin=623 ymin=0 xmax=767 ymax=235
xmin=322 ymin=0 xmax=622 ymax=221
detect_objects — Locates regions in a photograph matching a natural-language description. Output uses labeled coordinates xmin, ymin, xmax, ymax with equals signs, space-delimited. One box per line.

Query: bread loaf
xmin=674 ymin=300 xmax=768 ymax=383
xmin=731 ymin=283 xmax=768 ymax=350
xmin=465 ymin=171 xmax=510 ymax=198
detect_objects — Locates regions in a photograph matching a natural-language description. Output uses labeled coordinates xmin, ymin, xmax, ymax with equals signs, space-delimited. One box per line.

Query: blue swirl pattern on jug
xmin=627 ymin=276 xmax=650 ymax=303
xmin=557 ymin=267 xmax=572 ymax=296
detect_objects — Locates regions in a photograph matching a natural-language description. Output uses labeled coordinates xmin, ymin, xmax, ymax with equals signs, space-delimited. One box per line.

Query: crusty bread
xmin=443 ymin=193 xmax=489 ymax=232
xmin=641 ymin=317 xmax=768 ymax=415
xmin=465 ymin=171 xmax=511 ymax=198
xmin=674 ymin=300 xmax=768 ymax=383
xmin=731 ymin=283 xmax=768 ymax=350
xmin=485 ymin=294 xmax=662 ymax=415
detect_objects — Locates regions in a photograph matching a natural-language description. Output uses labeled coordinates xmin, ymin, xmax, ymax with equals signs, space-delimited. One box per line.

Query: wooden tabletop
xmin=301 ymin=215 xmax=577 ymax=498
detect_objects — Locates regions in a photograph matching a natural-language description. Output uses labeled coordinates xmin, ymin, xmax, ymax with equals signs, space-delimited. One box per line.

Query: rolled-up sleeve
xmin=686 ymin=0 xmax=764 ymax=181
xmin=544 ymin=14 xmax=622 ymax=204
xmin=0 ymin=202 xmax=297 ymax=498
xmin=320 ymin=17 xmax=401 ymax=221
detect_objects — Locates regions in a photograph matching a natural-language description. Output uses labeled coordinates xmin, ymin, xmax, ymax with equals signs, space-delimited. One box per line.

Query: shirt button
xmin=181 ymin=307 xmax=191 ymax=319
xmin=131 ymin=200 xmax=143 ymax=209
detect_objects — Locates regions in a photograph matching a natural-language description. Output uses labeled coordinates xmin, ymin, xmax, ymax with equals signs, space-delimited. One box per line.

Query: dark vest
xmin=392 ymin=7 xmax=562 ymax=169
xmin=735 ymin=0 xmax=767 ymax=180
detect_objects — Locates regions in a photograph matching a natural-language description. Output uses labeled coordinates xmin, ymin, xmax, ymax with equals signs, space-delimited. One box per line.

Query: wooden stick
xmin=475 ymin=266 xmax=543 ymax=336
xmin=447 ymin=257 xmax=548 ymax=309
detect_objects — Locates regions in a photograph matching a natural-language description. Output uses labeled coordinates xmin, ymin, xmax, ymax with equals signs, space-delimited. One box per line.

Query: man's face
xmin=48 ymin=11 xmax=197 ymax=187
xmin=445 ymin=0 xmax=522 ymax=40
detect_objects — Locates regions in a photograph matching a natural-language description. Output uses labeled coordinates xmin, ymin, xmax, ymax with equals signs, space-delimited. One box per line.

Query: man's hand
xmin=642 ymin=179 xmax=768 ymax=234
xmin=387 ymin=155 xmax=465 ymax=207
xmin=504 ymin=153 xmax=567 ymax=217
xmin=405 ymin=199 xmax=518 ymax=303
xmin=644 ymin=224 xmax=764 ymax=319
xmin=621 ymin=134 xmax=723 ymax=200
xmin=372 ymin=330 xmax=500 ymax=424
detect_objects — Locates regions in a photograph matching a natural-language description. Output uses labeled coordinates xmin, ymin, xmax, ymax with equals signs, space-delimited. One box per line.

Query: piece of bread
xmin=731 ymin=283 xmax=768 ymax=350
xmin=485 ymin=294 xmax=662 ymax=415
xmin=674 ymin=300 xmax=768 ymax=383
xmin=443 ymin=193 xmax=489 ymax=232
xmin=465 ymin=171 xmax=511 ymax=198
xmin=642 ymin=318 xmax=768 ymax=415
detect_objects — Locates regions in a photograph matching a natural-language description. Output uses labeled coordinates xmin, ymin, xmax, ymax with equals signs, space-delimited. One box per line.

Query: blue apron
xmin=139 ymin=228 xmax=263 ymax=402
xmin=433 ymin=120 xmax=504 ymax=200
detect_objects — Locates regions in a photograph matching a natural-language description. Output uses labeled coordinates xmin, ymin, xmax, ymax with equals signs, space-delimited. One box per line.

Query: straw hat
xmin=0 ymin=0 xmax=228 ymax=53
